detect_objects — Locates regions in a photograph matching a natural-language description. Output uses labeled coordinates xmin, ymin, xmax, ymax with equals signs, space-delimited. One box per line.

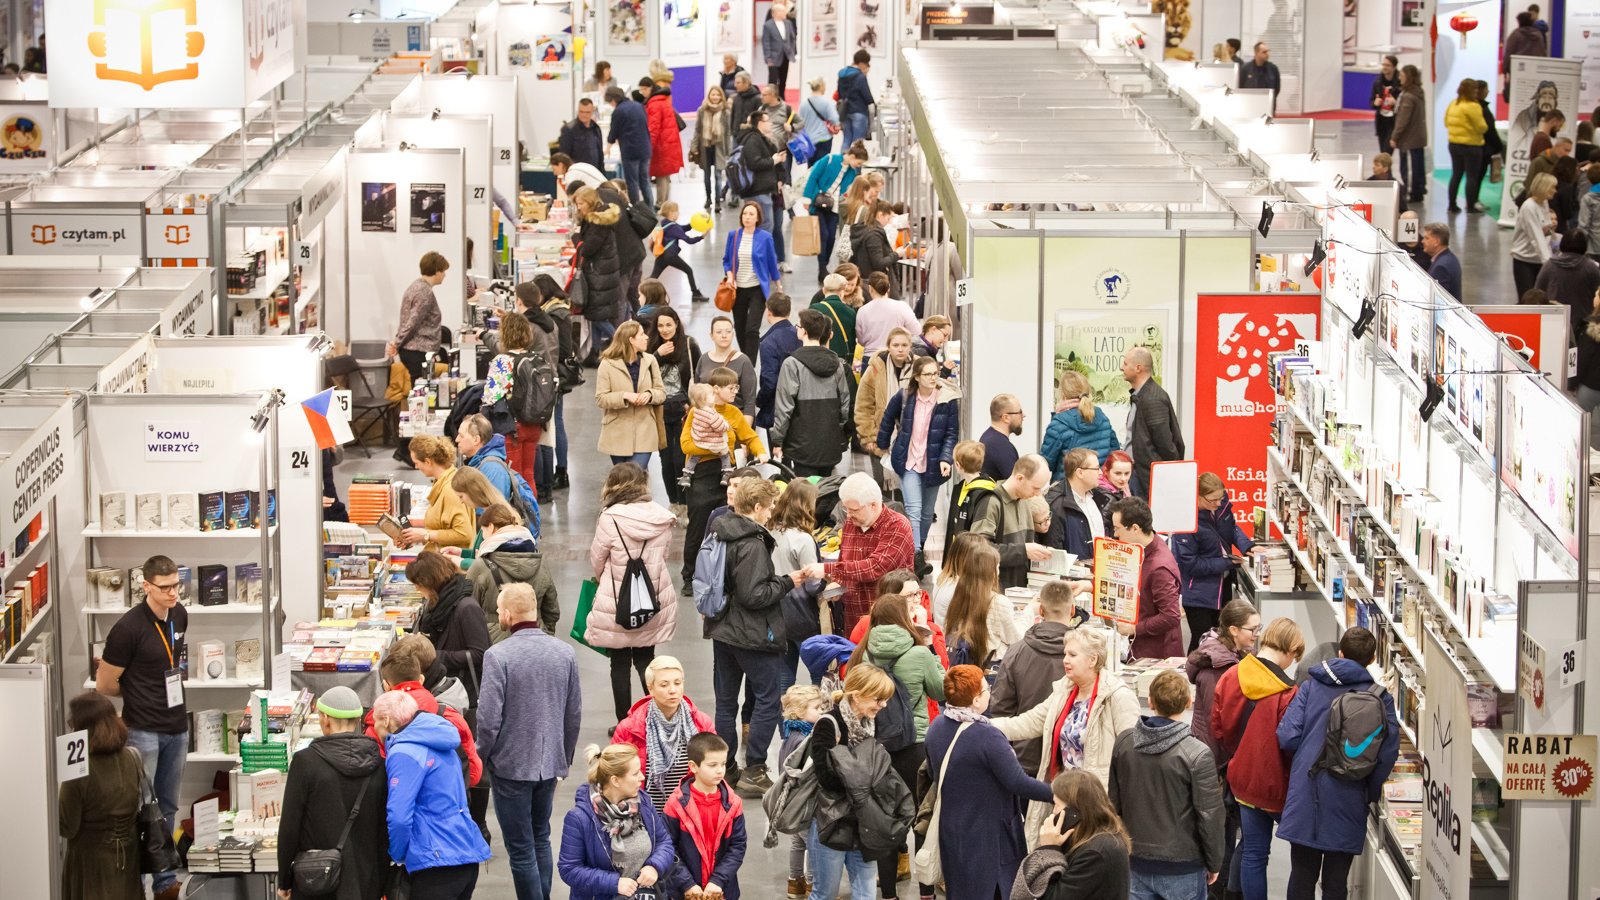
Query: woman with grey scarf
xmin=612 ymin=656 xmax=717 ymax=812
xmin=559 ymin=743 xmax=677 ymax=900
xmin=1012 ymin=770 xmax=1131 ymax=900
xmin=691 ymin=85 xmax=735 ymax=210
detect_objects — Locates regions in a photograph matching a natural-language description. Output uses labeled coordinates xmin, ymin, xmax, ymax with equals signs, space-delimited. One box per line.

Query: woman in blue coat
xmin=1040 ymin=370 xmax=1120 ymax=481
xmin=925 ymin=665 xmax=1054 ymax=900
xmin=559 ymin=744 xmax=677 ymax=900
xmin=721 ymin=200 xmax=782 ymax=360
xmin=875 ymin=355 xmax=960 ymax=550
xmin=371 ymin=690 xmax=491 ymax=898
xmin=1170 ymin=471 xmax=1256 ymax=652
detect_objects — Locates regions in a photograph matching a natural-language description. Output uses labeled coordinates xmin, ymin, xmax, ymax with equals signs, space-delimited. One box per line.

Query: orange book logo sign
xmin=87 ymin=0 xmax=206 ymax=91
xmin=164 ymin=224 xmax=190 ymax=245
xmin=31 ymin=224 xmax=56 ymax=245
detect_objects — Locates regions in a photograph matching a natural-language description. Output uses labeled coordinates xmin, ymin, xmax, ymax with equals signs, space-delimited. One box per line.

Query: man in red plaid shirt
xmin=801 ymin=472 xmax=915 ymax=635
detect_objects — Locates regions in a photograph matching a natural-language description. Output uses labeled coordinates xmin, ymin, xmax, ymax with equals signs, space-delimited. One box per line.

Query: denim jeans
xmin=493 ymin=777 xmax=558 ymax=900
xmin=592 ymin=319 xmax=616 ymax=353
xmin=129 ymin=729 xmax=187 ymax=891
xmin=1237 ymin=804 xmax=1279 ymax=900
xmin=1129 ymin=865 xmax=1208 ymax=900
xmin=806 ymin=823 xmax=877 ymax=899
xmin=1286 ymin=844 xmax=1354 ymax=900
xmin=843 ymin=112 xmax=870 ymax=147
xmin=899 ymin=468 xmax=941 ymax=549
xmin=702 ymin=146 xmax=724 ymax=204
xmin=749 ymin=193 xmax=777 ymax=257
xmin=621 ymin=157 xmax=654 ymax=208
xmin=610 ymin=452 xmax=653 ymax=469
xmin=712 ymin=639 xmax=784 ymax=768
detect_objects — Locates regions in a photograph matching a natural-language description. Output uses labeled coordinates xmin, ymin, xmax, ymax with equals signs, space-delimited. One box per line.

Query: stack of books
xmin=347 ymin=475 xmax=394 ymax=525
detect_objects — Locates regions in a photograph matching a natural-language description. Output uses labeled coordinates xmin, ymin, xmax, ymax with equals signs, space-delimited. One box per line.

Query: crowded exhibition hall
xmin=2 ymin=0 xmax=1598 ymax=898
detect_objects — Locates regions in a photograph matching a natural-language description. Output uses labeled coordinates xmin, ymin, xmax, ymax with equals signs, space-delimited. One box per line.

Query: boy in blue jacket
xmin=649 ymin=200 xmax=709 ymax=304
xmin=663 ymin=732 xmax=748 ymax=899
xmin=1277 ymin=627 xmax=1400 ymax=900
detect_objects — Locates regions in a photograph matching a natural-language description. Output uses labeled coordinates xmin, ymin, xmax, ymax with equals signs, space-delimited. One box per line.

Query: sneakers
xmin=779 ymin=262 xmax=794 ymax=273
xmin=677 ymin=471 xmax=693 ymax=488
xmin=735 ymin=764 xmax=774 ymax=797
xmin=787 ymin=876 xmax=812 ymax=898
xmin=692 ymin=292 xmax=710 ymax=303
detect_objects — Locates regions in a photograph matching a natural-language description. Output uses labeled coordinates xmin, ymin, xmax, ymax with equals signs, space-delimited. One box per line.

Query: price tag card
xmin=57 ymin=730 xmax=89 ymax=782
xmin=272 ymin=652 xmax=291 ymax=691
xmin=194 ymin=798 xmax=220 ymax=848
xmin=1559 ymin=640 xmax=1587 ymax=690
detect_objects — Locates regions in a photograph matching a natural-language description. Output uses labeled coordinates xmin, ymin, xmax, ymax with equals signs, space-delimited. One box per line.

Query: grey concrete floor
xmin=336 ymin=126 xmax=1526 ymax=896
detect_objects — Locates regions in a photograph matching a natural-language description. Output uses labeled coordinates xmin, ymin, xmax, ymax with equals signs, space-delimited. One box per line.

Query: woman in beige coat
xmin=588 ymin=461 xmax=681 ymax=720
xmin=595 ymin=319 xmax=667 ymax=466
xmin=989 ymin=626 xmax=1139 ymax=849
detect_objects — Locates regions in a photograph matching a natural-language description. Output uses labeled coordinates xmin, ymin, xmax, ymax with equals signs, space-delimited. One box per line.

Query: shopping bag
xmin=792 ymin=215 xmax=821 ymax=257
xmin=569 ymin=578 xmax=611 ymax=656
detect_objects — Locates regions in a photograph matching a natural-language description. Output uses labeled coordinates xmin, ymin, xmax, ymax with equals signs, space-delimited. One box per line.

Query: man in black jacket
xmin=850 ymin=200 xmax=903 ymax=291
xmin=1108 ymin=670 xmax=1225 ymax=897
xmin=729 ymin=71 xmax=763 ymax=138
xmin=277 ymin=686 xmax=390 ymax=900
xmin=770 ymin=309 xmax=852 ymax=477
xmin=707 ymin=478 xmax=798 ymax=798
xmin=557 ymin=99 xmax=605 ymax=170
xmin=1121 ymin=346 xmax=1183 ymax=500
xmin=1238 ymin=42 xmax=1281 ymax=113
xmin=1043 ymin=447 xmax=1106 ymax=561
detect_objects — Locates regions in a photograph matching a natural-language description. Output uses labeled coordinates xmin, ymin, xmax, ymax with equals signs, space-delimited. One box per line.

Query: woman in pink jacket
xmin=589 ymin=461 xmax=681 ymax=720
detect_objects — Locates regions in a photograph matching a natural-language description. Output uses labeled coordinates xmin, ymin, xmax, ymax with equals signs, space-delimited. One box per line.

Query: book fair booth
xmin=0 ymin=0 xmax=1593 ymax=896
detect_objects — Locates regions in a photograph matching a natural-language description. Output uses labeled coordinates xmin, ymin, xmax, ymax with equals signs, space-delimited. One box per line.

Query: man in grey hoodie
xmin=1109 ymin=669 xmax=1225 ymax=899
xmin=770 ymin=308 xmax=852 ymax=477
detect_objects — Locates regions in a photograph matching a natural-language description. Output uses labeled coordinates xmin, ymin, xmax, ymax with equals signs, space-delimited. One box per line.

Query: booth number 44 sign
xmin=57 ymin=730 xmax=88 ymax=783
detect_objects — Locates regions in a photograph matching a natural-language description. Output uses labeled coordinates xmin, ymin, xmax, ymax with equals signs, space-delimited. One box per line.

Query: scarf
xmin=592 ymin=791 xmax=643 ymax=841
xmin=701 ymin=100 xmax=727 ymax=143
xmin=779 ymin=719 xmax=815 ymax=740
xmin=838 ymin=701 xmax=875 ymax=745
xmin=1010 ymin=846 xmax=1070 ymax=900
xmin=645 ymin=701 xmax=697 ymax=797
xmin=943 ymin=704 xmax=990 ymax=725
xmin=417 ymin=576 xmax=467 ymax=641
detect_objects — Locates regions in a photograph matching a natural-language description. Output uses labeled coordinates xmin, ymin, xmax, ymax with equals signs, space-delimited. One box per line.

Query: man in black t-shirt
xmin=97 ymin=554 xmax=187 ymax=900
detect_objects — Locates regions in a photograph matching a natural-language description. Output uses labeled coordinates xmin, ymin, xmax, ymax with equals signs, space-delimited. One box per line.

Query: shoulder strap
xmin=482 ymin=554 xmax=509 ymax=589
xmin=613 ymin=519 xmax=638 ymax=561
xmin=334 ymin=783 xmax=367 ymax=852
xmin=821 ymin=303 xmax=848 ymax=345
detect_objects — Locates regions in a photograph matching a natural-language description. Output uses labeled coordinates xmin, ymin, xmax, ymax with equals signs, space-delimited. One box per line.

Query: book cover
xmin=135 ymin=493 xmax=164 ymax=531
xmin=265 ymin=489 xmax=277 ymax=527
xmin=249 ymin=769 xmax=284 ymax=818
xmin=198 ymin=640 xmax=227 ymax=680
xmin=87 ymin=567 xmax=127 ymax=609
xmin=226 ymin=490 xmax=257 ymax=530
xmin=199 ymin=492 xmax=226 ymax=532
xmin=99 ymin=492 xmax=129 ymax=531
xmin=177 ymin=566 xmax=194 ymax=607
xmin=234 ymin=564 xmax=263 ymax=606
xmin=167 ymin=493 xmax=198 ymax=531
xmin=234 ymin=639 xmax=263 ymax=682
xmin=193 ymin=710 xmax=226 ymax=754
xmin=198 ymin=564 xmax=228 ymax=606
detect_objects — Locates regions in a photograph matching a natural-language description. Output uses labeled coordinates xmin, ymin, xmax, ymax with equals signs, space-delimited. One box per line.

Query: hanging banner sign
xmin=1091 ymin=537 xmax=1142 ymax=624
xmin=300 ymin=148 xmax=346 ymax=232
xmin=0 ymin=105 xmax=52 ymax=173
xmin=1501 ymin=733 xmax=1597 ymax=800
xmin=1566 ymin=3 xmax=1600 ymax=124
xmin=10 ymin=208 xmax=142 ymax=256
xmin=1194 ymin=294 xmax=1321 ymax=527
xmin=1500 ymin=56 xmax=1582 ymax=227
xmin=44 ymin=0 xmax=303 ymax=109
xmin=159 ymin=280 xmax=213 ymax=337
xmin=1422 ymin=632 xmax=1471 ymax=900
xmin=144 ymin=211 xmax=209 ymax=260
xmin=0 ymin=401 xmax=74 ymax=551
xmin=96 ymin=335 xmax=155 ymax=395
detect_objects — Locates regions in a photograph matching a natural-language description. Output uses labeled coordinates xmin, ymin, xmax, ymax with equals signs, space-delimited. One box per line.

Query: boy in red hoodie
xmin=363 ymin=638 xmax=483 ymax=790
xmin=663 ymin=732 xmax=748 ymax=899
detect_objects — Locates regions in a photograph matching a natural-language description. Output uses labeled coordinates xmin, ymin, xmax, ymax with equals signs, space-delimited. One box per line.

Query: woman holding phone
xmin=1013 ymin=770 xmax=1132 ymax=900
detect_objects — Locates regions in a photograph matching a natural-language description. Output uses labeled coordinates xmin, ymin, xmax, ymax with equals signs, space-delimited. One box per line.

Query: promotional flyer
xmin=1091 ymin=537 xmax=1143 ymax=624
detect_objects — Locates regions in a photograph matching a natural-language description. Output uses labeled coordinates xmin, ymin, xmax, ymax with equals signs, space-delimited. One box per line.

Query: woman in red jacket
xmin=645 ymin=79 xmax=685 ymax=203
xmin=1208 ymin=617 xmax=1305 ymax=900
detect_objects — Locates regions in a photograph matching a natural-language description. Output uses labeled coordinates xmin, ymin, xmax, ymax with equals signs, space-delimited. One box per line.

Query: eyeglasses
xmin=1006 ymin=409 xmax=1024 ymax=417
xmin=146 ymin=581 xmax=181 ymax=595
xmin=1077 ymin=466 xmax=1101 ymax=472
xmin=1242 ymin=623 xmax=1265 ymax=633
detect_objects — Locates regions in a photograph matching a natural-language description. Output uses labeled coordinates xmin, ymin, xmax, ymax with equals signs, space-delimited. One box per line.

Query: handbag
xmin=135 ymin=757 xmax=180 ymax=874
xmin=912 ymin=721 xmax=970 ymax=886
xmin=828 ymin=215 xmax=855 ymax=269
xmin=290 ymin=784 xmax=367 ymax=895
xmin=569 ymin=578 xmax=611 ymax=656
xmin=612 ymin=524 xmax=661 ymax=630
xmin=813 ymin=154 xmax=848 ymax=212
xmin=714 ymin=275 xmax=737 ymax=312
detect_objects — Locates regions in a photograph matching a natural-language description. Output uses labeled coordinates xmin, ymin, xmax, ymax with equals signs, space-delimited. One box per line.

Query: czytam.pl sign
xmin=45 ymin=0 xmax=305 ymax=109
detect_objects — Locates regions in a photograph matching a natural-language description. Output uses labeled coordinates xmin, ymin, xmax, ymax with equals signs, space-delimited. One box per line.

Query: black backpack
xmin=1309 ymin=680 xmax=1389 ymax=781
xmin=509 ymin=350 xmax=558 ymax=426
xmin=945 ymin=478 xmax=998 ymax=551
xmin=611 ymin=521 xmax=660 ymax=630
xmin=628 ymin=200 xmax=657 ymax=239
xmin=861 ymin=648 xmax=916 ymax=753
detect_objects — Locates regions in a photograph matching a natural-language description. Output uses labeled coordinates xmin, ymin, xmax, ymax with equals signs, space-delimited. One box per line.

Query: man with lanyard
xmin=97 ymin=554 xmax=188 ymax=900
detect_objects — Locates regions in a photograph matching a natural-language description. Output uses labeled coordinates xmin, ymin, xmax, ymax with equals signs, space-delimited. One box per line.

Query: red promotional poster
xmin=1194 ymin=294 xmax=1322 ymax=529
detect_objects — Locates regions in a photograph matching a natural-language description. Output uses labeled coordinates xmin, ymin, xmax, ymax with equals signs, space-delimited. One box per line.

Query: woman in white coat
xmin=988 ymin=626 xmax=1139 ymax=850
xmin=588 ymin=461 xmax=680 ymax=721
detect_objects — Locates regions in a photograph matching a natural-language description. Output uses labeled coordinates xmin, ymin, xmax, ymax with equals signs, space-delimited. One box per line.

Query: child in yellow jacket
xmin=679 ymin=367 xmax=765 ymax=487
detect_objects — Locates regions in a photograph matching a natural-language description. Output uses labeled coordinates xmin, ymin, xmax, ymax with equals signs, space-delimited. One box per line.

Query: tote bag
xmin=913 ymin=721 xmax=971 ymax=886
xmin=569 ymin=579 xmax=610 ymax=656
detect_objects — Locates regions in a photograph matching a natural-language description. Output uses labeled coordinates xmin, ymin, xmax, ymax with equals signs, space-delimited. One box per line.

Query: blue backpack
xmin=725 ymin=144 xmax=756 ymax=196
xmin=692 ymin=533 xmax=730 ymax=619
xmin=788 ymin=131 xmax=816 ymax=165
xmin=482 ymin=457 xmax=541 ymax=541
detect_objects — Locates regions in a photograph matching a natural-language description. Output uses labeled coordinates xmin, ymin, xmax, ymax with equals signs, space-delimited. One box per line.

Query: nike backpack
xmin=1309 ymin=682 xmax=1389 ymax=781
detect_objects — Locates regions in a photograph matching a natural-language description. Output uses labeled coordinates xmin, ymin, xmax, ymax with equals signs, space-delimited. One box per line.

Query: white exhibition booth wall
xmin=372 ymin=113 xmax=496 ymax=259
xmin=345 ymin=146 xmax=468 ymax=343
xmin=391 ymin=75 xmax=519 ymax=208
xmin=483 ymin=1 xmax=577 ymax=152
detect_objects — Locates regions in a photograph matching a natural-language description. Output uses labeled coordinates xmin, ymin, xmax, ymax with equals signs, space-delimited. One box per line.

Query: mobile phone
xmin=1049 ymin=806 xmax=1082 ymax=834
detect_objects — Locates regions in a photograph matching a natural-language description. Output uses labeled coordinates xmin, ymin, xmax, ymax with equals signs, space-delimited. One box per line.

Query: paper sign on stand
xmin=272 ymin=652 xmax=291 ymax=691
xmin=1148 ymin=461 xmax=1198 ymax=534
xmin=56 ymin=730 xmax=88 ymax=783
xmin=1423 ymin=631 xmax=1471 ymax=900
xmin=193 ymin=797 xmax=221 ymax=848
xmin=1091 ymin=537 xmax=1142 ymax=624
xmin=1501 ymin=733 xmax=1597 ymax=800
xmin=1522 ymin=628 xmax=1550 ymax=713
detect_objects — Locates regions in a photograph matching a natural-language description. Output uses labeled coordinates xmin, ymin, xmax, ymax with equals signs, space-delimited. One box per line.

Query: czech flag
xmin=301 ymin=388 xmax=354 ymax=450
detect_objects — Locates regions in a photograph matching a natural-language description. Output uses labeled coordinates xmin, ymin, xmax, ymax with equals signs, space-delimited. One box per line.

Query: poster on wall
xmin=1422 ymin=632 xmax=1471 ymax=900
xmin=1501 ymin=733 xmax=1598 ymax=800
xmin=810 ymin=0 xmax=840 ymax=57
xmin=506 ymin=40 xmax=533 ymax=68
xmin=1053 ymin=308 xmax=1169 ymax=446
xmin=0 ymin=106 xmax=49 ymax=173
xmin=1431 ymin=303 xmax=1499 ymax=468
xmin=1378 ymin=251 xmax=1434 ymax=392
xmin=1475 ymin=307 xmax=1568 ymax=382
xmin=535 ymin=35 xmax=570 ymax=79
xmin=361 ymin=182 xmax=397 ymax=232
xmin=1194 ymin=294 xmax=1321 ymax=528
xmin=714 ymin=0 xmax=747 ymax=53
xmin=852 ymin=0 xmax=886 ymax=56
xmin=409 ymin=184 xmax=446 ymax=233
xmin=608 ymin=0 xmax=648 ymax=50
xmin=1500 ymin=56 xmax=1582 ymax=227
xmin=659 ymin=0 xmax=704 ymax=66
xmin=1500 ymin=356 xmax=1583 ymax=559
xmin=1565 ymin=3 xmax=1600 ymax=116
